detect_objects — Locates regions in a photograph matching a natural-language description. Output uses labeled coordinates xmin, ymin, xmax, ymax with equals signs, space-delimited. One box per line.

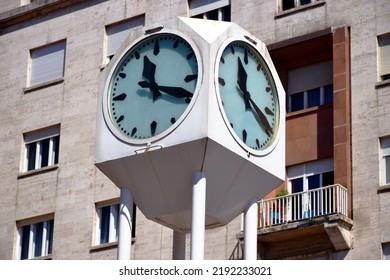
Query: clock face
xmin=217 ymin=40 xmax=279 ymax=153
xmin=106 ymin=33 xmax=199 ymax=143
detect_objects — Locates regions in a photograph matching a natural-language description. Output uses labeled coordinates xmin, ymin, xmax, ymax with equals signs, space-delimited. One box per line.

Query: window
xmin=380 ymin=137 xmax=390 ymax=186
xmin=279 ymin=0 xmax=320 ymax=12
xmin=378 ymin=34 xmax=390 ymax=81
xmin=287 ymin=61 xmax=333 ymax=112
xmin=288 ymin=159 xmax=334 ymax=218
xmin=189 ymin=0 xmax=231 ymax=21
xmin=96 ymin=204 xmax=118 ymax=245
xmin=95 ymin=202 xmax=137 ymax=245
xmin=29 ymin=40 xmax=66 ymax=87
xmin=17 ymin=218 xmax=54 ymax=260
xmin=105 ymin=16 xmax=145 ymax=62
xmin=383 ymin=243 xmax=390 ymax=260
xmin=23 ymin=126 xmax=60 ymax=172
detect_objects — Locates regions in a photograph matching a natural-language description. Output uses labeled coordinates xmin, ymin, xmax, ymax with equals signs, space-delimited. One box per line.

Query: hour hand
xmin=138 ymin=80 xmax=161 ymax=101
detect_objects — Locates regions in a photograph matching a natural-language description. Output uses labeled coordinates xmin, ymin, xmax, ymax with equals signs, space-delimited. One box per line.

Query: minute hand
xmin=247 ymin=95 xmax=273 ymax=137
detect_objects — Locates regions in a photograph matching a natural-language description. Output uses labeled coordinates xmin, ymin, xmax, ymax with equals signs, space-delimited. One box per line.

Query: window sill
xmin=375 ymin=79 xmax=390 ymax=89
xmin=275 ymin=1 xmax=326 ymax=19
xmin=90 ymin=238 xmax=136 ymax=252
xmin=378 ymin=184 xmax=390 ymax=194
xmin=20 ymin=254 xmax=52 ymax=260
xmin=286 ymin=104 xmax=332 ymax=119
xmin=23 ymin=78 xmax=64 ymax=94
xmin=17 ymin=164 xmax=58 ymax=179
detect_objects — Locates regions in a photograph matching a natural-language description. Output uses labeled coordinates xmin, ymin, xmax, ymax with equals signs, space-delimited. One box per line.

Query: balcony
xmin=233 ymin=184 xmax=353 ymax=259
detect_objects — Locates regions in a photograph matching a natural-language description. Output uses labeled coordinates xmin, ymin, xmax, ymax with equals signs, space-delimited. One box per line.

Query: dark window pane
xmin=40 ymin=139 xmax=50 ymax=168
xmin=382 ymin=73 xmax=390 ymax=80
xmin=53 ymin=136 xmax=60 ymax=164
xmin=222 ymin=5 xmax=231 ymax=21
xmin=34 ymin=222 xmax=44 ymax=257
xmin=322 ymin=171 xmax=334 ymax=186
xmin=300 ymin=0 xmax=311 ymax=5
xmin=47 ymin=220 xmax=54 ymax=255
xmin=100 ymin=206 xmax=110 ymax=244
xmin=290 ymin=92 xmax=304 ymax=112
xmin=21 ymin=225 xmax=30 ymax=260
xmin=324 ymin=84 xmax=333 ymax=105
xmin=192 ymin=13 xmax=203 ymax=19
xmin=283 ymin=0 xmax=295 ymax=10
xmin=132 ymin=204 xmax=137 ymax=238
xmin=207 ymin=9 xmax=219 ymax=20
xmin=291 ymin=177 xmax=303 ymax=193
xmin=308 ymin=174 xmax=321 ymax=190
xmin=307 ymin=87 xmax=321 ymax=107
xmin=27 ymin=142 xmax=37 ymax=171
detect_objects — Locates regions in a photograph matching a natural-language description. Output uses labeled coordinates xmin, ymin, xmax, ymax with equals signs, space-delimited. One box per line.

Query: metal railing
xmin=259 ymin=184 xmax=348 ymax=228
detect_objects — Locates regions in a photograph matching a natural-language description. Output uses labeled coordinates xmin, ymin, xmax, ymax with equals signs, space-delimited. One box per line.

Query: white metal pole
xmin=190 ymin=171 xmax=206 ymax=260
xmin=244 ymin=199 xmax=258 ymax=260
xmin=172 ymin=230 xmax=186 ymax=260
xmin=117 ymin=187 xmax=133 ymax=260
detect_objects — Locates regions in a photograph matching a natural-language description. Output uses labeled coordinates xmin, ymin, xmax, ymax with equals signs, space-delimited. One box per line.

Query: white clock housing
xmin=95 ymin=17 xmax=286 ymax=232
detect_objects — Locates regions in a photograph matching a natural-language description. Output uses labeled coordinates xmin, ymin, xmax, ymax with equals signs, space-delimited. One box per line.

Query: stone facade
xmin=0 ymin=0 xmax=389 ymax=260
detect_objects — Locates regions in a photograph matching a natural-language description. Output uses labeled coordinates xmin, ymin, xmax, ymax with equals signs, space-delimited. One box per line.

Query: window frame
xmin=16 ymin=217 xmax=54 ymax=260
xmin=278 ymin=0 xmax=322 ymax=13
xmin=22 ymin=126 xmax=60 ymax=173
xmin=378 ymin=34 xmax=390 ymax=81
xmin=28 ymin=40 xmax=66 ymax=88
xmin=189 ymin=0 xmax=231 ymax=21
xmin=104 ymin=16 xmax=145 ymax=63
xmin=380 ymin=137 xmax=390 ymax=186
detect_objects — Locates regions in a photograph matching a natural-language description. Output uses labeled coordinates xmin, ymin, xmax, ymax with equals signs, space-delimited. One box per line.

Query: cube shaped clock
xmin=95 ymin=17 xmax=285 ymax=232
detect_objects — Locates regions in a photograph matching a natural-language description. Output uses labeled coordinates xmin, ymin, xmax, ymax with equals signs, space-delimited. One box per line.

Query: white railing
xmin=259 ymin=184 xmax=348 ymax=228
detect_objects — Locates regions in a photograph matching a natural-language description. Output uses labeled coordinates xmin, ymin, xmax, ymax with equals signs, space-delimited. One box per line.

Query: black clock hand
xmin=141 ymin=55 xmax=161 ymax=101
xmin=158 ymin=85 xmax=193 ymax=98
xmin=247 ymin=96 xmax=273 ymax=137
xmin=237 ymin=57 xmax=251 ymax=110
xmin=138 ymin=81 xmax=192 ymax=99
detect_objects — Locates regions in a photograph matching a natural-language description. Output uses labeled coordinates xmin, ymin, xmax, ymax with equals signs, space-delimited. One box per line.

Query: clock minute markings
xmin=242 ymin=129 xmax=247 ymax=144
xmin=244 ymin=48 xmax=248 ymax=65
xmin=184 ymin=75 xmax=197 ymax=83
xmin=113 ymin=93 xmax=127 ymax=101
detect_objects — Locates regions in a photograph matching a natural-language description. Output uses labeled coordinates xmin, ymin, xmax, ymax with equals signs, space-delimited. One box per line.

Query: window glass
xmin=378 ymin=35 xmax=390 ymax=81
xmin=308 ymin=174 xmax=321 ymax=190
xmin=385 ymin=156 xmax=390 ymax=184
xmin=307 ymin=87 xmax=321 ymax=107
xmin=100 ymin=206 xmax=111 ymax=244
xmin=324 ymin=84 xmax=333 ymax=105
xmin=282 ymin=0 xmax=295 ymax=10
xmin=291 ymin=177 xmax=303 ymax=193
xmin=290 ymin=92 xmax=304 ymax=112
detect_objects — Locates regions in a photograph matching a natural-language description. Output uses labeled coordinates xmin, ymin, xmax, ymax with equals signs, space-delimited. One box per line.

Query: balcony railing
xmin=259 ymin=184 xmax=348 ymax=228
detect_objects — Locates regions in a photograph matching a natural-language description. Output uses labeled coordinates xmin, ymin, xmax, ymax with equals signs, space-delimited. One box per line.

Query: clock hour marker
xmin=184 ymin=74 xmax=197 ymax=82
xmin=150 ymin=121 xmax=157 ymax=136
xmin=116 ymin=115 xmax=124 ymax=123
xmin=186 ymin=52 xmax=195 ymax=60
xmin=221 ymin=56 xmax=225 ymax=64
xmin=218 ymin=77 xmax=225 ymax=86
xmin=256 ymin=139 xmax=260 ymax=149
xmin=119 ymin=73 xmax=126 ymax=79
xmin=242 ymin=129 xmax=247 ymax=143
xmin=185 ymin=98 xmax=191 ymax=104
xmin=244 ymin=49 xmax=248 ymax=65
xmin=131 ymin=127 xmax=137 ymax=137
xmin=113 ymin=93 xmax=127 ymax=101
xmin=135 ymin=51 xmax=140 ymax=59
xmin=173 ymin=38 xmax=179 ymax=48
xmin=265 ymin=107 xmax=274 ymax=116
xmin=257 ymin=64 xmax=261 ymax=71
xmin=171 ymin=118 xmax=176 ymax=124
xmin=153 ymin=40 xmax=160 ymax=55
xmin=230 ymin=44 xmax=235 ymax=55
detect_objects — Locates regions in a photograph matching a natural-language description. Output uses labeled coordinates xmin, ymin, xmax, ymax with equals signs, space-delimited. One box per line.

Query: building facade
xmin=0 ymin=0 xmax=389 ymax=260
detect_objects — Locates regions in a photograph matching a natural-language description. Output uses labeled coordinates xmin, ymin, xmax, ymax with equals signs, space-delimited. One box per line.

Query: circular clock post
xmin=117 ymin=187 xmax=134 ymax=260
xmin=190 ymin=171 xmax=206 ymax=260
xmin=244 ymin=199 xmax=258 ymax=260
